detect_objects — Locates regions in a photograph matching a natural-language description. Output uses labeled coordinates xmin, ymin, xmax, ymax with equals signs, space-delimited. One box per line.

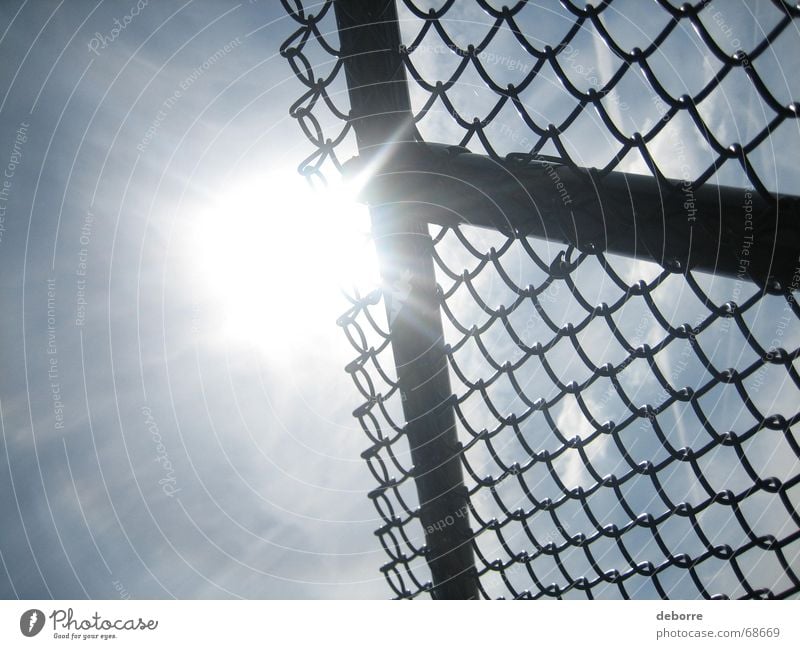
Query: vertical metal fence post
xmin=334 ymin=0 xmax=478 ymax=598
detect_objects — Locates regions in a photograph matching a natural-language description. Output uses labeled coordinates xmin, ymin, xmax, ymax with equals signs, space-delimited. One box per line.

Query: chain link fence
xmin=281 ymin=0 xmax=800 ymax=599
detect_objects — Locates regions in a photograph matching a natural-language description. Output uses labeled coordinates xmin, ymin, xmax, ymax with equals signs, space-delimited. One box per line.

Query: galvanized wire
xmin=282 ymin=0 xmax=800 ymax=599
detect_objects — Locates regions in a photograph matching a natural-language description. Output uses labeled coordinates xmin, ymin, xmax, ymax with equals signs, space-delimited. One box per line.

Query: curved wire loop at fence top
xmin=281 ymin=0 xmax=800 ymax=599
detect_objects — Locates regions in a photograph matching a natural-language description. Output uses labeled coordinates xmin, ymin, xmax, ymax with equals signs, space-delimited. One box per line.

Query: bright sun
xmin=191 ymin=172 xmax=378 ymax=349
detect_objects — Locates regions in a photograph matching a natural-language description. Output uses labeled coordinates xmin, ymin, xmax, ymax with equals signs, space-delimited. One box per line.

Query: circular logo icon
xmin=20 ymin=609 xmax=45 ymax=637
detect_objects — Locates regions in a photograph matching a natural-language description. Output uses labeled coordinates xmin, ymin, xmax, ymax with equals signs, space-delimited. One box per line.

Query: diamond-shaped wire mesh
xmin=281 ymin=0 xmax=800 ymax=598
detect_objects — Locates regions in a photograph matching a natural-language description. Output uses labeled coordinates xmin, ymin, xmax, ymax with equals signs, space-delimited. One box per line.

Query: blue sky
xmin=0 ymin=0 xmax=386 ymax=599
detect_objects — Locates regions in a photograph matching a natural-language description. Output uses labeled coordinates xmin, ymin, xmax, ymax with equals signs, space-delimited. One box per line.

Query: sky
xmin=0 ymin=0 xmax=387 ymax=599
xmin=0 ymin=0 xmax=798 ymax=601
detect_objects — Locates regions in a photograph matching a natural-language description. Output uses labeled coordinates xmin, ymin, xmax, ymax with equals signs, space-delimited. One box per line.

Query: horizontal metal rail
xmin=348 ymin=142 xmax=800 ymax=289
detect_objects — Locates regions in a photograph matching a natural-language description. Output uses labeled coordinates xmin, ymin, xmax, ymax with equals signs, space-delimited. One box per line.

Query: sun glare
xmin=190 ymin=172 xmax=379 ymax=349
